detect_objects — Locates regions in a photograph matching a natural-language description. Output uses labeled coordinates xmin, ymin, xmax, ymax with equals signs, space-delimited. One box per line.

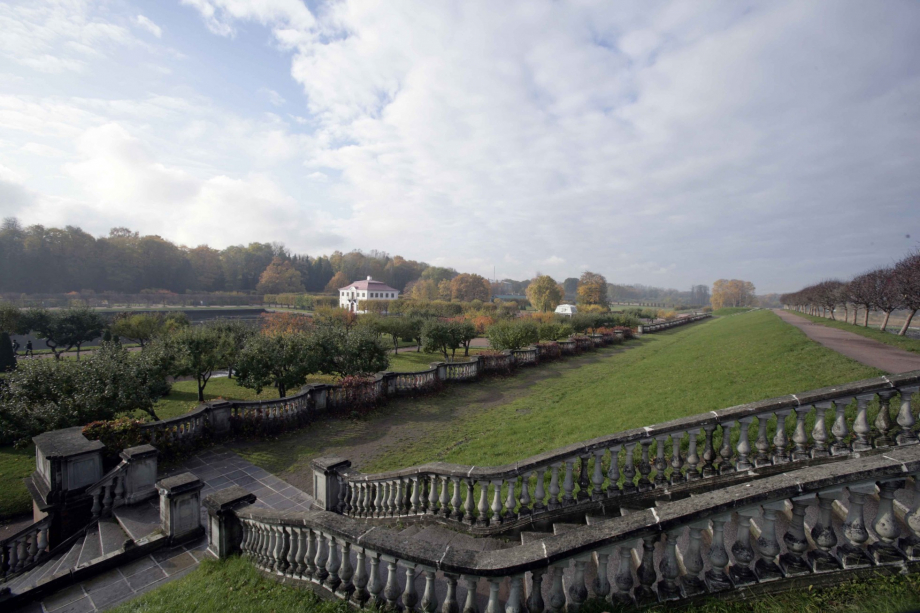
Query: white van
xmin=554 ymin=304 xmax=578 ymax=316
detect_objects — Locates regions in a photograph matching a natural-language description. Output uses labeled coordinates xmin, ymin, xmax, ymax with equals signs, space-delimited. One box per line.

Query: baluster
xmin=637 ymin=440 xmax=653 ymax=491
xmin=402 ymin=563 xmax=419 ymax=611
xmin=36 ymin=525 xmax=48 ymax=561
xmin=367 ymin=552 xmax=384 ymax=606
xmin=576 ymin=455 xmax=591 ymax=501
xmin=91 ymin=490 xmax=102 ymax=519
xmin=314 ymin=530 xmax=329 ymax=583
xmin=534 ymin=468 xmax=547 ymax=512
xmin=591 ymin=449 xmax=606 ymax=498
xmin=562 ymin=458 xmax=577 ymax=505
xmin=491 ymin=479 xmax=504 ymax=524
xmin=592 ymin=550 xmax=611 ymax=599
xmin=622 ymin=443 xmax=638 ymax=493
xmin=477 ymin=480 xmax=490 ymax=526
xmin=25 ymin=532 xmax=37 ymax=566
xmin=754 ymin=415 xmax=771 ymax=467
xmin=839 ymin=484 xmax=874 ymax=568
xmin=870 ymin=479 xmax=906 ymax=564
xmin=568 ymin=559 xmax=588 ymax=611
xmin=606 ymin=446 xmax=622 ymax=495
xmin=634 ymin=536 xmax=658 ymax=604
xmin=779 ymin=495 xmax=814 ymax=576
xmin=114 ymin=474 xmax=125 ymax=507
xmin=393 ymin=478 xmax=404 ymax=515
xmin=736 ymin=418 xmax=754 ymax=470
xmin=730 ymin=509 xmax=758 ymax=585
xmin=831 ymin=398 xmax=852 ymax=455
xmin=485 ymin=578 xmax=501 ymax=613
xmin=772 ymin=410 xmax=791 ymax=463
xmin=336 ymin=477 xmax=346 ymax=513
xmin=507 ymin=575 xmax=525 ymax=613
xmin=852 ymin=396 xmax=873 ymax=451
xmin=440 ymin=476 xmax=451 ymax=517
xmin=682 ymin=522 xmax=708 ymax=596
xmin=657 ymin=529 xmax=682 ymax=600
xmin=384 ymin=559 xmax=401 ymax=608
xmin=443 ymin=573 xmax=460 ymax=613
xmin=337 ymin=541 xmax=354 ymax=598
xmin=381 ymin=481 xmax=392 ymax=517
xmin=527 ymin=569 xmax=545 ymax=613
xmin=411 ymin=477 xmax=422 ymax=514
xmin=612 ymin=546 xmax=634 ymax=604
xmin=548 ymin=463 xmax=562 ymax=509
xmin=670 ymin=432 xmax=685 ymax=484
xmin=285 ymin=526 xmax=297 ymax=576
xmin=419 ymin=568 xmax=438 ymax=613
xmin=701 ymin=425 xmax=717 ymax=477
xmin=876 ymin=392 xmax=896 ymax=447
xmin=718 ymin=421 xmax=735 ymax=473
xmin=504 ymin=478 xmax=517 ymax=520
xmin=546 ymin=566 xmax=565 ymax=613
xmin=353 ymin=547 xmax=369 ymax=604
xmin=901 ymin=476 xmax=920 ymax=559
xmin=897 ymin=388 xmax=919 ymax=445
xmin=811 ymin=402 xmax=831 ymax=458
xmin=705 ymin=515 xmax=732 ymax=591
xmin=464 ymin=478 xmax=476 ymax=524
xmin=685 ymin=431 xmax=701 ymax=481
xmin=519 ymin=473 xmax=532 ymax=515
xmin=792 ymin=406 xmax=811 ymax=460
xmin=342 ymin=480 xmax=352 ymax=514
xmin=462 ymin=575 xmax=480 ymax=613
xmin=755 ymin=502 xmax=785 ymax=581
xmin=654 ymin=435 xmax=668 ymax=487
xmin=304 ymin=529 xmax=317 ymax=579
xmin=103 ymin=484 xmax=114 ymax=516
xmin=428 ymin=476 xmax=440 ymax=515
xmin=809 ymin=489 xmax=843 ymax=571
xmin=451 ymin=477 xmax=464 ymax=520
xmin=324 ymin=535 xmax=341 ymax=591
xmin=419 ymin=476 xmax=430 ymax=514
xmin=374 ymin=482 xmax=384 ymax=517
xmin=276 ymin=526 xmax=289 ymax=574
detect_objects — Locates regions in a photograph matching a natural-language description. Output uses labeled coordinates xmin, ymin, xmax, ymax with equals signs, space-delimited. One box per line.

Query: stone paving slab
xmin=27 ymin=446 xmax=314 ymax=612
xmin=774 ymin=309 xmax=920 ymax=374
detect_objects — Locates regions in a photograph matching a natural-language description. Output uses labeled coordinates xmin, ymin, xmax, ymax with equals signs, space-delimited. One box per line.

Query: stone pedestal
xmin=311 ymin=457 xmax=351 ymax=511
xmin=157 ymin=472 xmax=205 ymax=544
xmin=204 ymin=486 xmax=256 ymax=558
xmin=208 ymin=400 xmax=233 ymax=436
xmin=120 ymin=445 xmax=158 ymax=504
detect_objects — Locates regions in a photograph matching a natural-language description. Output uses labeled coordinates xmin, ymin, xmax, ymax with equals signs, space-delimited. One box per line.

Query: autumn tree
xmin=437 ymin=280 xmax=452 ymax=301
xmin=259 ymin=312 xmax=313 ymax=335
xmin=236 ymin=332 xmax=316 ymax=398
xmin=171 ymin=323 xmax=232 ymax=401
xmin=450 ymin=273 xmax=490 ymax=302
xmin=324 ymin=271 xmax=351 ymax=293
xmin=711 ymin=279 xmax=756 ymax=310
xmin=407 ymin=279 xmax=439 ymax=300
xmin=576 ymin=272 xmax=608 ymax=308
xmin=895 ymin=250 xmax=920 ymax=335
xmin=847 ymin=274 xmax=876 ymax=327
xmin=256 ymin=257 xmax=305 ymax=294
xmin=24 ymin=307 xmax=107 ymax=360
xmin=862 ymin=268 xmax=902 ymax=332
xmin=526 ymin=275 xmax=564 ymax=312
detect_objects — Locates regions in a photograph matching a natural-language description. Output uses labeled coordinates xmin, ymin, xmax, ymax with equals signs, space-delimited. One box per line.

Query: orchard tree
xmin=210 ymin=319 xmax=255 ymax=378
xmin=256 ymin=257 xmax=305 ymax=294
xmin=25 ymin=307 xmax=107 ymax=360
xmin=895 ymin=250 xmax=920 ymax=336
xmin=450 ymin=273 xmax=491 ymax=302
xmin=526 ymin=275 xmax=564 ymax=312
xmin=863 ymin=267 xmax=902 ymax=332
xmin=324 ymin=271 xmax=351 ymax=293
xmin=171 ymin=323 xmax=231 ymax=401
xmin=711 ymin=279 xmax=756 ymax=310
xmin=576 ymin=272 xmax=608 ymax=308
xmin=421 ymin=320 xmax=472 ymax=361
xmin=111 ymin=313 xmax=164 ymax=348
xmin=0 ymin=302 xmax=25 ymax=372
xmin=310 ymin=325 xmax=389 ymax=377
xmin=236 ymin=332 xmax=316 ymax=398
xmin=847 ymin=274 xmax=876 ymax=327
xmin=376 ymin=317 xmax=413 ymax=354
xmin=486 ymin=320 xmax=539 ymax=351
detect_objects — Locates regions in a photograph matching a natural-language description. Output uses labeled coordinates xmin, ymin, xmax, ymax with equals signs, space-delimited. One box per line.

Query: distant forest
xmin=0 ymin=218 xmax=445 ymax=295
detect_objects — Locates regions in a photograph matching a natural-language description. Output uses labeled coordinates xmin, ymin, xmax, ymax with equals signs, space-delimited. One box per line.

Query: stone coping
xmin=33 ymin=426 xmax=105 ymax=457
xmin=343 ymin=369 xmax=920 ymax=482
xmin=156 ymin=473 xmax=203 ymax=497
xmin=234 ymin=444 xmax=920 ymax=578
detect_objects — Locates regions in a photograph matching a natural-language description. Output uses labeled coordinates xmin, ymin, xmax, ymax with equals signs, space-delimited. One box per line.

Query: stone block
xmin=157 ymin=472 xmax=204 ymax=544
xmin=207 ymin=400 xmax=233 ymax=436
xmin=120 ymin=445 xmax=158 ymax=504
xmin=311 ymin=457 xmax=351 ymax=511
xmin=204 ymin=486 xmax=256 ymax=558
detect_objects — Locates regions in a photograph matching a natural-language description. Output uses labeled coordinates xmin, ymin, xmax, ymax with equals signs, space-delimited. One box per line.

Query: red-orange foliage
xmin=260 ymin=312 xmax=313 ymax=335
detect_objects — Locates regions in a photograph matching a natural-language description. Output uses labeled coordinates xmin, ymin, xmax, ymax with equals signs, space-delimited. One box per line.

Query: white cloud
xmin=21 ymin=142 xmax=67 ymax=158
xmin=306 ymin=172 xmax=328 ymax=182
xmin=134 ymin=15 xmax=163 ymax=39
xmin=259 ymin=88 xmax=286 ymax=107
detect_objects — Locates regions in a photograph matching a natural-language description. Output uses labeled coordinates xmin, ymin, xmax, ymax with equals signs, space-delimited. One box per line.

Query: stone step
xmin=3 ymin=552 xmax=62 ymax=594
xmin=114 ymin=501 xmax=161 ymax=542
xmin=99 ymin=519 xmax=130 ymax=557
xmin=552 ymin=523 xmax=581 ymax=535
xmin=76 ymin=523 xmax=102 ymax=569
xmin=397 ymin=525 xmax=424 ymax=538
xmin=50 ymin=537 xmax=86 ymax=578
xmin=584 ymin=515 xmax=611 ymax=526
xmin=520 ymin=531 xmax=552 ymax=545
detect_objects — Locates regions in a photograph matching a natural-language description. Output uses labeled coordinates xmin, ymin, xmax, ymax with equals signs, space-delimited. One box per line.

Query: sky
xmin=1 ymin=1 xmax=919 ymax=293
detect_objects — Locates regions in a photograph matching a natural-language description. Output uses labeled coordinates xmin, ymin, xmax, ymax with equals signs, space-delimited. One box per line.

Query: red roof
xmin=340 ymin=277 xmax=399 ymax=292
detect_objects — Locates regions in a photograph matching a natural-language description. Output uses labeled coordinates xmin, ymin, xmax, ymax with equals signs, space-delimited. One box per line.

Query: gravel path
xmin=773 ymin=309 xmax=920 ymax=374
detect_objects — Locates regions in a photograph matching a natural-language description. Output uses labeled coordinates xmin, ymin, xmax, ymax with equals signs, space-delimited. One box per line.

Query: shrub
xmin=538 ymin=322 xmax=573 ymax=341
xmin=487 ymin=320 xmax=539 ymax=351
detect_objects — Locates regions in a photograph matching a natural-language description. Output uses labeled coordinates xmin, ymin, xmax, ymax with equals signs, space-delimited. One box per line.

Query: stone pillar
xmin=157 ymin=472 xmax=205 ymax=544
xmin=120 ymin=445 xmax=159 ymax=504
xmin=311 ymin=457 xmax=352 ymax=511
xmin=204 ymin=485 xmax=257 ymax=558
xmin=208 ymin=400 xmax=233 ymax=436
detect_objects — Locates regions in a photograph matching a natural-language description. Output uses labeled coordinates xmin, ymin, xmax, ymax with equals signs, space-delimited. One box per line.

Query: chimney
xmin=367 ymin=276 xmax=372 ymax=281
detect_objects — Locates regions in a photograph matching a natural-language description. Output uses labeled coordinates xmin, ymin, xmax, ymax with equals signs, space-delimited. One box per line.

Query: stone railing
xmin=0 ymin=515 xmax=52 ymax=581
xmin=639 ymin=313 xmax=710 ymax=334
xmin=511 ymin=348 xmax=539 ymax=366
xmin=210 ymin=445 xmax=920 ymax=609
xmin=445 ymin=360 xmax=481 ymax=381
xmin=85 ymin=444 xmax=158 ymax=520
xmin=323 ymin=371 xmax=920 ymax=530
xmin=559 ymin=340 xmax=577 ymax=355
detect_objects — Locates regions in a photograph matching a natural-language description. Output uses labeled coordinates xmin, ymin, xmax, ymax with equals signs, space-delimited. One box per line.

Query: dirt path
xmin=228 ymin=345 xmax=635 ymax=496
xmin=773 ymin=309 xmax=920 ymax=374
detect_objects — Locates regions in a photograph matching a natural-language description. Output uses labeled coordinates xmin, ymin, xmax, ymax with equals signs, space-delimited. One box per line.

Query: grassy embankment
xmin=788 ymin=311 xmax=920 ymax=355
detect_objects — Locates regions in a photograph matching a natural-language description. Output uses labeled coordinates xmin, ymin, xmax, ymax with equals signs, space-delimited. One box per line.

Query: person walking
xmin=25 ymin=340 xmax=33 ymax=357
xmin=11 ymin=339 xmax=19 ymax=356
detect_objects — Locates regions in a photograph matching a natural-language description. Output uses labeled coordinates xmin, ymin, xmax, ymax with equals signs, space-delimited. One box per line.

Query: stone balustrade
xmin=324 ymin=370 xmax=920 ymax=529
xmin=212 ymin=444 xmax=920 ymax=608
xmin=639 ymin=313 xmax=710 ymax=334
xmin=0 ymin=515 xmax=52 ymax=581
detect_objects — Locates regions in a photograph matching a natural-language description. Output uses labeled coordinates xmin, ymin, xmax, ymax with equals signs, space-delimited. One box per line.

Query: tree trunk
xmin=197 ymin=375 xmax=205 ymax=402
xmin=899 ymin=310 xmax=917 ymax=336
xmin=880 ymin=311 xmax=891 ymax=332
xmin=863 ymin=309 xmax=870 ymax=327
xmin=853 ymin=308 xmax=858 ymax=325
xmin=278 ymin=383 xmax=286 ymax=398
xmin=393 ymin=337 xmax=399 ymax=354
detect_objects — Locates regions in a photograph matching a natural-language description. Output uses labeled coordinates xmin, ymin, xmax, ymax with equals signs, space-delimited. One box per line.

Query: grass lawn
xmin=149 ymin=378 xmax=283 ymax=421
xmin=712 ymin=307 xmax=754 ymax=316
xmin=0 ymin=445 xmax=33 ymax=521
xmin=788 ymin=311 xmax=920 ymax=354
xmin=388 ymin=347 xmax=487 ymax=371
xmin=112 ymin=556 xmax=920 ymax=613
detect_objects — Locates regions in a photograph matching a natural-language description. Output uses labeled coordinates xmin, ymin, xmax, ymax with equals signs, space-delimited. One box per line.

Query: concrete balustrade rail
xmin=210 ymin=445 xmax=920 ymax=609
xmin=638 ymin=313 xmax=710 ymax=334
xmin=320 ymin=370 xmax=920 ymax=531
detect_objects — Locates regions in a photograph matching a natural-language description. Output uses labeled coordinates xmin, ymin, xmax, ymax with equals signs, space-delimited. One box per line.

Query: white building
xmin=554 ymin=304 xmax=578 ymax=316
xmin=339 ymin=276 xmax=400 ymax=313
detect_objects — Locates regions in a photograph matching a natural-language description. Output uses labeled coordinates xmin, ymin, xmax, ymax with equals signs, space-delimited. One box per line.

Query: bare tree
xmin=861 ymin=268 xmax=902 ymax=331
xmin=847 ymin=273 xmax=875 ymax=327
xmin=894 ymin=250 xmax=920 ymax=336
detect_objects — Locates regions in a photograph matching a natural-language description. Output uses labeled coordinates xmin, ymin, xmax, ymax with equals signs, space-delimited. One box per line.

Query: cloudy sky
xmin=2 ymin=0 xmax=919 ymax=293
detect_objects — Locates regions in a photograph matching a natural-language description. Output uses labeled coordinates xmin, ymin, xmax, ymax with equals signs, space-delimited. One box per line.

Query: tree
xmin=256 ymin=257 xmax=305 ymax=294
xmin=450 ymin=273 xmax=491 ymax=302
xmin=25 ymin=307 xmax=106 ymax=360
xmin=895 ymin=250 xmax=920 ymax=336
xmin=562 ymin=278 xmax=579 ymax=299
xmin=847 ymin=274 xmax=876 ymax=327
xmin=538 ymin=322 xmax=573 ymax=341
xmin=310 ymin=325 xmax=390 ymax=377
xmin=711 ymin=279 xmax=756 ymax=310
xmin=862 ymin=267 xmax=902 ymax=332
xmin=171 ymin=324 xmax=231 ymax=401
xmin=111 ymin=313 xmax=164 ymax=348
xmin=526 ymin=275 xmax=564 ymax=312
xmin=486 ymin=320 xmax=539 ymax=351
xmin=236 ymin=332 xmax=317 ymax=398
xmin=406 ymin=317 xmax=425 ymax=352
xmin=325 ymin=271 xmax=351 ymax=293
xmin=259 ymin=312 xmax=312 ymax=335
xmin=0 ymin=302 xmax=24 ymax=372
xmin=577 ymin=272 xmax=608 ymax=307
xmin=437 ymin=279 xmax=452 ymax=301
xmin=422 ymin=320 xmax=469 ymax=361
xmin=210 ymin=319 xmax=255 ymax=378
xmin=376 ymin=317 xmax=413 ymax=354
